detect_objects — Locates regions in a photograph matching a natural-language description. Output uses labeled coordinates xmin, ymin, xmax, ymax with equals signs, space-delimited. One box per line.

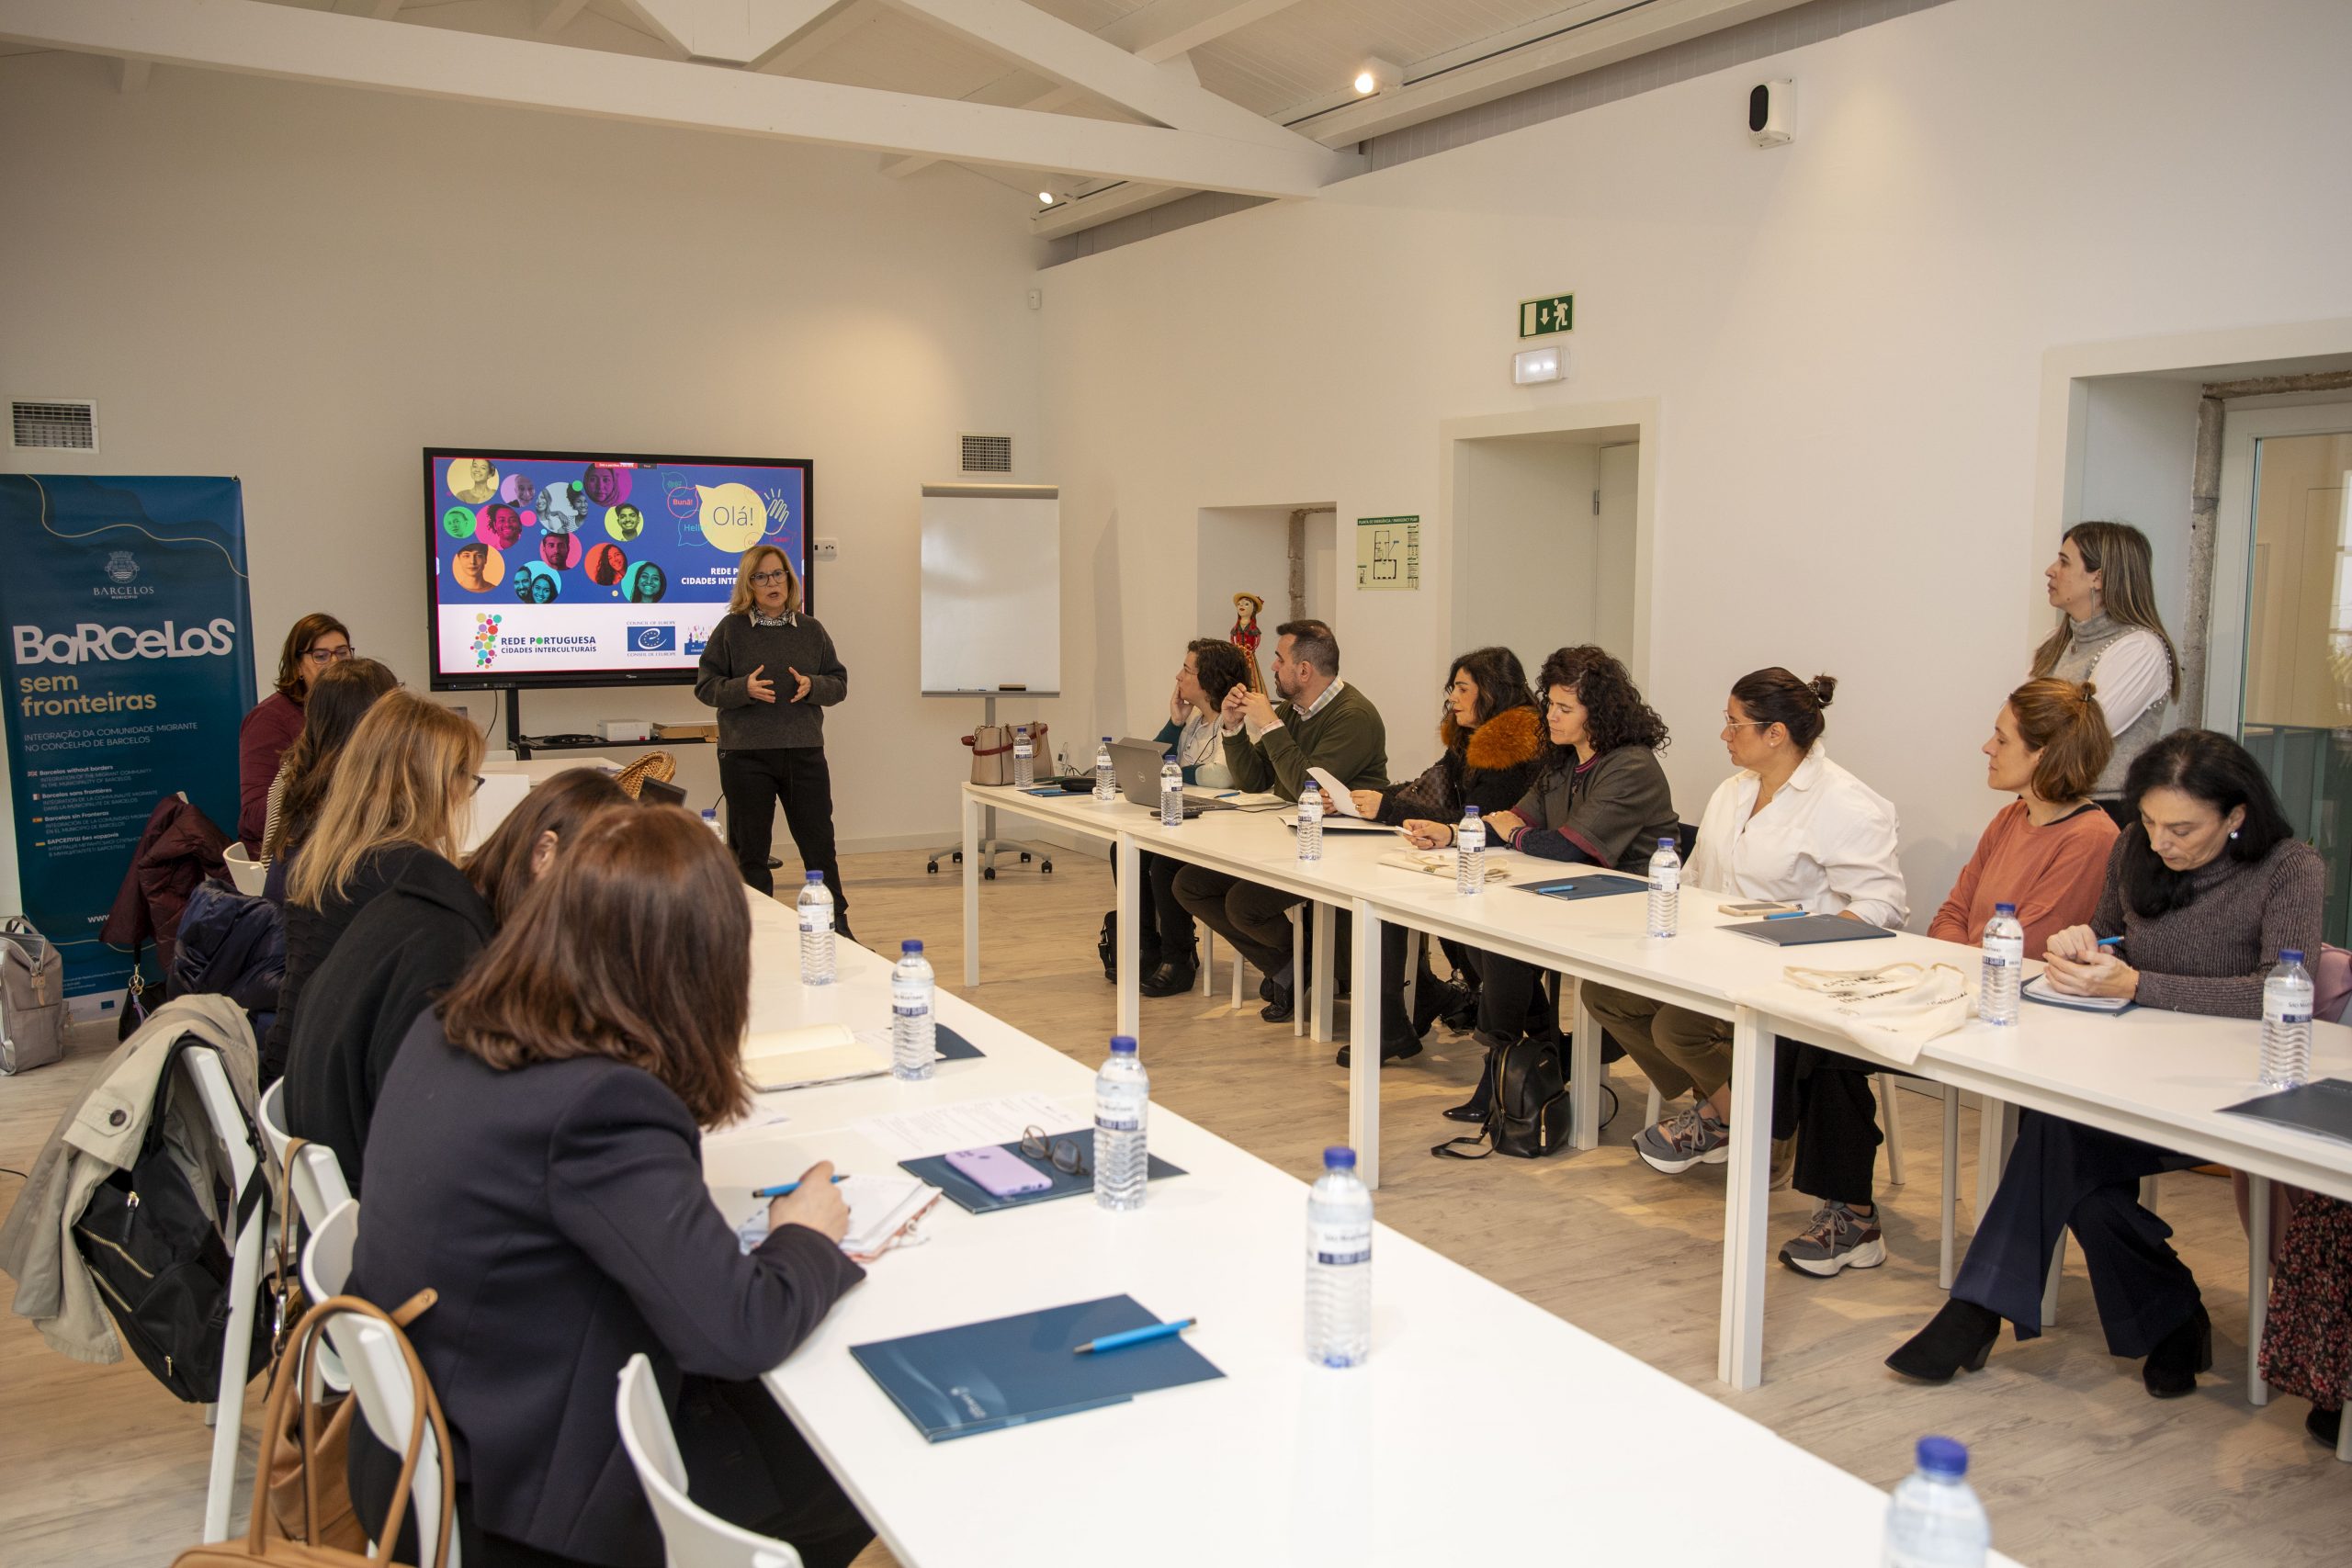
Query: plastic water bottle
xmin=1978 ymin=903 xmax=2023 ymax=1026
xmin=1455 ymin=806 xmax=1485 ymax=895
xmin=699 ymin=807 xmax=725 ymax=840
xmin=796 ymin=872 xmax=835 ymax=987
xmin=2261 ymin=949 xmax=2314 ymax=1089
xmin=1883 ymin=1436 xmax=1990 ymax=1566
xmin=890 ymin=940 xmax=935 ymax=1081
xmin=1296 ymin=784 xmax=1323 ymax=863
xmin=1093 ymin=737 xmax=1115 ymax=803
xmin=1012 ymin=726 xmax=1035 ymax=789
xmin=1647 ymin=836 xmax=1680 ymax=938
xmin=1159 ymin=754 xmax=1183 ymax=829
xmin=1093 ymin=1035 xmax=1149 ymax=1211
xmin=1306 ymin=1146 xmax=1373 ymax=1368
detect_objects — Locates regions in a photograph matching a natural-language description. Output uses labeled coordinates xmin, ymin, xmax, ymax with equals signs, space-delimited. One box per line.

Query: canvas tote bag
xmin=1778 ymin=962 xmax=1968 ymax=1066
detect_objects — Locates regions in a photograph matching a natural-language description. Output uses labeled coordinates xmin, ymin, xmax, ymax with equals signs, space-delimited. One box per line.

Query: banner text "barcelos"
xmin=11 ymin=619 xmax=239 ymax=664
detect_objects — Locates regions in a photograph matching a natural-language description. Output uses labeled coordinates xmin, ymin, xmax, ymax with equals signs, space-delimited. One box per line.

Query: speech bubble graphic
xmin=695 ymin=483 xmax=769 ymax=554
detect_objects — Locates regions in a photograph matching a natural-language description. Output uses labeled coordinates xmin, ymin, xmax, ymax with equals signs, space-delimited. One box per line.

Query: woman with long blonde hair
xmin=260 ymin=689 xmax=484 ymax=1084
xmin=692 ymin=543 xmax=853 ymax=935
xmin=2033 ymin=520 xmax=2180 ymax=822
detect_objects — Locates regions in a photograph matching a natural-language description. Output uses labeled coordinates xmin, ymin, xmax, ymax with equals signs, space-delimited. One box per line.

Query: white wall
xmin=2075 ymin=375 xmax=2205 ymax=685
xmin=0 ymin=52 xmax=1042 ymax=908
xmin=1037 ymin=0 xmax=2352 ymax=917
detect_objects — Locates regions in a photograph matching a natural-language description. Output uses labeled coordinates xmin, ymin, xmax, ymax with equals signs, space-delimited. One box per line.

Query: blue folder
xmin=902 ymin=1127 xmax=1185 ymax=1213
xmin=1722 ymin=914 xmax=1894 ymax=946
xmin=1515 ymin=872 xmax=1650 ymax=902
xmin=851 ymin=1294 xmax=1224 ymax=1442
xmin=933 ymin=1023 xmax=984 ymax=1062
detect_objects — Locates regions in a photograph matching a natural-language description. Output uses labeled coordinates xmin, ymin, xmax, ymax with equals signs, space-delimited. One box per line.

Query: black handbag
xmin=73 ymin=1037 xmax=270 ymax=1402
xmin=1432 ymin=1034 xmax=1573 ymax=1160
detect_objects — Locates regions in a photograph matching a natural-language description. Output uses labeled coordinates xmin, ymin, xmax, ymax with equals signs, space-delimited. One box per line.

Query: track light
xmin=1037 ymin=190 xmax=1056 ymax=206
xmin=1351 ymin=57 xmax=1399 ymax=97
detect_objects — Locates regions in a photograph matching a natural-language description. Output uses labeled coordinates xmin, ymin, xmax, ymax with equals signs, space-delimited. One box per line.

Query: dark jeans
xmin=1951 ymin=1110 xmax=2203 ymax=1356
xmin=719 ymin=745 xmax=848 ymax=932
xmin=1172 ymin=866 xmax=1303 ymax=979
xmin=353 ymin=1375 xmax=872 ymax=1568
xmin=1772 ymin=1043 xmax=1884 ymax=1209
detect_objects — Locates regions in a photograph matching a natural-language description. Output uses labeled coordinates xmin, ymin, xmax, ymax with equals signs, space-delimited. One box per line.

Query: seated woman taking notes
xmin=349 ymin=807 xmax=871 ymax=1568
xmin=1582 ymin=669 xmax=1905 ymax=1177
xmin=1889 ymin=729 xmax=2321 ymax=1398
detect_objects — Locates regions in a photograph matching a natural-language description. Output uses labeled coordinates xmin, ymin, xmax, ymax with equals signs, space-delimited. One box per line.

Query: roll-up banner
xmin=0 ymin=476 xmax=254 ymax=998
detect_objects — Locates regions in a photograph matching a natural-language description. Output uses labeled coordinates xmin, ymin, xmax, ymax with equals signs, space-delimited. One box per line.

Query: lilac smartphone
xmin=944 ymin=1144 xmax=1054 ymax=1197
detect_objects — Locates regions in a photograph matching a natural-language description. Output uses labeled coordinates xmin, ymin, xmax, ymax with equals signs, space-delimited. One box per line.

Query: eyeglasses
xmin=467 ymin=774 xmax=485 ymax=796
xmin=1019 ymin=1126 xmax=1088 ymax=1176
xmin=304 ymin=646 xmax=355 ymax=664
xmin=1722 ymin=716 xmax=1771 ymax=731
xmin=752 ymin=570 xmax=788 ymax=586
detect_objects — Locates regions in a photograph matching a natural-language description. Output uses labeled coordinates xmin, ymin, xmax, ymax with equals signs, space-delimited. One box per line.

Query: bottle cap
xmin=901 ymin=939 xmax=924 ymax=955
xmin=1658 ymin=836 xmax=1675 ymax=848
xmin=1164 ymin=753 xmax=1177 ymax=762
xmin=1995 ymin=902 xmax=2016 ymax=915
xmin=1463 ymin=806 xmax=1480 ymax=817
xmin=1102 ymin=735 xmax=1112 ymax=741
xmin=1109 ymin=1034 xmax=1137 ymax=1055
xmin=805 ymin=871 xmax=825 ymax=884
xmin=1915 ymin=1436 xmax=1967 ymax=1478
xmin=2281 ymin=949 xmax=2305 ymax=963
xmin=1323 ymin=1145 xmax=1356 ymax=1170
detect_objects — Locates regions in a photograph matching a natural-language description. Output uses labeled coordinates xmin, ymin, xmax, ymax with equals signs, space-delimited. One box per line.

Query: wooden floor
xmin=5 ymin=846 xmax=2346 ymax=1565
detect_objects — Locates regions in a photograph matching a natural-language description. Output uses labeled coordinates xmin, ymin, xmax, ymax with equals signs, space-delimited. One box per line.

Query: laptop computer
xmin=1107 ymin=739 xmax=1236 ymax=818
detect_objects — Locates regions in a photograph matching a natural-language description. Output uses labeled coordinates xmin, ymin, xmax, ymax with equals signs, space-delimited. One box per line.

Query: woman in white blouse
xmin=1583 ymin=669 xmax=1907 ymax=1176
xmin=2033 ymin=521 xmax=2179 ymax=824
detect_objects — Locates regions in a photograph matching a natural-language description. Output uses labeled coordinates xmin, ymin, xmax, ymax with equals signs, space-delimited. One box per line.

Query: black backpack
xmin=73 ymin=1036 xmax=270 ymax=1402
xmin=1432 ymin=1035 xmax=1573 ymax=1160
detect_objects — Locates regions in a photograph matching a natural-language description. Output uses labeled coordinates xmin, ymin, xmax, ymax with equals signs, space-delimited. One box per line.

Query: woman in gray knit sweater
xmin=1889 ymin=729 xmax=2321 ymax=1397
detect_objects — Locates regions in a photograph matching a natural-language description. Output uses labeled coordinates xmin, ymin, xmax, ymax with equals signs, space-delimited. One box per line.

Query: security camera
xmin=1748 ymin=79 xmax=1794 ymax=147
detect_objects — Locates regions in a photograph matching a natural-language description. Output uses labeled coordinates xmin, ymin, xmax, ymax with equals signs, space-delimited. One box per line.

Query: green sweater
xmin=1224 ymin=682 xmax=1389 ymax=801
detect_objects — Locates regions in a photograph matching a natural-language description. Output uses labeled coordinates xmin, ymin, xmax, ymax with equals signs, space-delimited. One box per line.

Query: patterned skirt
xmin=2260 ymin=1193 xmax=2352 ymax=1409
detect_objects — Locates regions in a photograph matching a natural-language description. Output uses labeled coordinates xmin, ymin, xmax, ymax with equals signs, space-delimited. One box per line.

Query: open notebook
xmin=742 ymin=1021 xmax=978 ymax=1091
xmin=737 ymin=1174 xmax=941 ymax=1262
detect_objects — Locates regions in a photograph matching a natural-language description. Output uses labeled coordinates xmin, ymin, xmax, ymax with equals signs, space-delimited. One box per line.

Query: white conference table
xmin=719 ymin=897 xmax=2030 ymax=1567
xmin=960 ymin=784 xmax=2352 ymax=1393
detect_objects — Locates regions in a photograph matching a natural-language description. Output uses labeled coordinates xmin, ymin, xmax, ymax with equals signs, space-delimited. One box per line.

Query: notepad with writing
xmin=2219 ymin=1078 xmax=2352 ymax=1145
xmin=2020 ymin=975 xmax=2135 ymax=1014
xmin=1514 ymin=873 xmax=1649 ymax=902
xmin=851 ymin=1294 xmax=1224 ymax=1442
xmin=1722 ymin=915 xmax=1894 ymax=946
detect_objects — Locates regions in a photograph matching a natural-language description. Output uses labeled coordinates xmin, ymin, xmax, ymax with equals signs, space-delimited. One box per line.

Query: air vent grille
xmin=12 ymin=400 xmax=96 ymax=451
xmin=958 ymin=433 xmax=1012 ymax=475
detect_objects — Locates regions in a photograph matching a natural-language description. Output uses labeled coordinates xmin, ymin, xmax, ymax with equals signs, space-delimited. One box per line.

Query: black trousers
xmin=1117 ymin=850 xmax=1194 ymax=959
xmin=1475 ymin=953 xmax=1557 ymax=1043
xmin=1172 ymin=866 xmax=1303 ymax=978
xmin=1771 ymin=1043 xmax=1883 ymax=1209
xmin=719 ymin=745 xmax=848 ymax=932
xmin=354 ymin=1376 xmax=872 ymax=1568
xmin=1951 ymin=1110 xmax=2203 ymax=1356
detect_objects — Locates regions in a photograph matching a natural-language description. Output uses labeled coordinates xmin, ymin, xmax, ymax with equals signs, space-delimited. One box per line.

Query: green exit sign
xmin=1519 ymin=293 xmax=1574 ymax=337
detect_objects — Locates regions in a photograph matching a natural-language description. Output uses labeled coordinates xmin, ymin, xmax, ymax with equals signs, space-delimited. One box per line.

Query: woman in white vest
xmin=2034 ymin=521 xmax=2180 ymax=825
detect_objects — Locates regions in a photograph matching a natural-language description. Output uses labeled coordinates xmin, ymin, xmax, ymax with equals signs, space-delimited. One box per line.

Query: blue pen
xmin=1074 ymin=1317 xmax=1197 ymax=1356
xmin=752 ymin=1174 xmax=849 ymax=1199
xmin=1763 ymin=909 xmax=1810 ymax=920
xmin=1215 ymin=792 xmax=1240 ymax=799
xmin=2097 ymin=935 xmax=2125 ymax=948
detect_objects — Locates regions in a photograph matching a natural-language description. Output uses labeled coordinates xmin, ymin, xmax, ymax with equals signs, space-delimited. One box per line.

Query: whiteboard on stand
xmin=920 ymin=482 xmax=1060 ymax=696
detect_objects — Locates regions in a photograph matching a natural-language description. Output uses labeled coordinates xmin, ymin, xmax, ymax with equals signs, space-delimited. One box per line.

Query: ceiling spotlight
xmin=1352 ymin=57 xmax=1399 ymax=97
xmin=1037 ymin=190 xmax=1056 ymax=206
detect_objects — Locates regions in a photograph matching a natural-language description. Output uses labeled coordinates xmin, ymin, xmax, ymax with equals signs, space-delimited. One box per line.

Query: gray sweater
xmin=693 ymin=613 xmax=848 ymax=750
xmin=2091 ymin=835 xmax=2323 ymax=1018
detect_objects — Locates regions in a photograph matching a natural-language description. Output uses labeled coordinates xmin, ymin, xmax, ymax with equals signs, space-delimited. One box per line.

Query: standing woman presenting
xmin=2035 ymin=521 xmax=2180 ymax=824
xmin=695 ymin=544 xmax=853 ymax=938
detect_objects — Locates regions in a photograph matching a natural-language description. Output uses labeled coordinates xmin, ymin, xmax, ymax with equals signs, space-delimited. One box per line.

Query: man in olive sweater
xmin=1174 ymin=620 xmax=1388 ymax=1028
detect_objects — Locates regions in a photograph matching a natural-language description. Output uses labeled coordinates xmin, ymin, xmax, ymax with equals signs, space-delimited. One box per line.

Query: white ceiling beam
xmin=115 ymin=53 xmax=148 ymax=90
xmin=368 ymin=0 xmax=403 ymax=19
xmin=873 ymin=0 xmax=1308 ymax=152
xmin=1032 ymin=180 xmax=1187 ymax=239
xmin=0 ymin=0 xmax=1340 ymax=197
xmin=1295 ymin=0 xmax=1812 ymax=146
xmin=532 ymin=0 xmax=591 ymax=35
xmin=882 ymin=0 xmax=1306 ymax=178
xmin=611 ymin=0 xmax=853 ymax=63
xmin=756 ymin=0 xmax=870 ymax=71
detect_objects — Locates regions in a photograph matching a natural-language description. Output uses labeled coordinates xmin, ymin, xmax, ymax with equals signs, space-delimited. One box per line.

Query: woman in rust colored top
xmin=1775 ymin=679 xmax=2115 ymax=1281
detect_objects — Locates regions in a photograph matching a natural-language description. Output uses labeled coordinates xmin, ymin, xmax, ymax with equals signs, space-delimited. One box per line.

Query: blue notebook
xmin=933 ymin=1023 xmax=984 ymax=1062
xmin=1722 ymin=914 xmax=1894 ymax=946
xmin=1516 ymin=873 xmax=1649 ymax=902
xmin=851 ymin=1294 xmax=1224 ymax=1442
xmin=902 ymin=1128 xmax=1185 ymax=1213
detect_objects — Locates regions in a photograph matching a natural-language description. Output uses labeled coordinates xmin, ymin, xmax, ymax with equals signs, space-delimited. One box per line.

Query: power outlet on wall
xmin=812 ymin=537 xmax=839 ymax=562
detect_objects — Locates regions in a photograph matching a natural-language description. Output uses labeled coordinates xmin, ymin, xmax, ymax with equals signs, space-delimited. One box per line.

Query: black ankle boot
xmin=1885 ymin=1299 xmax=2002 ymax=1382
xmin=2142 ymin=1303 xmax=2211 ymax=1398
xmin=1442 ymin=1072 xmax=1493 ymax=1123
xmin=1137 ymin=952 xmax=1197 ymax=998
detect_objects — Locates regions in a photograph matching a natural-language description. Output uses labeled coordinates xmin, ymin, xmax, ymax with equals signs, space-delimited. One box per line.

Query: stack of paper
xmin=1379 ymin=850 xmax=1508 ymax=881
xmin=738 ymin=1173 xmax=942 ymax=1261
xmin=741 ymin=1022 xmax=880 ymax=1091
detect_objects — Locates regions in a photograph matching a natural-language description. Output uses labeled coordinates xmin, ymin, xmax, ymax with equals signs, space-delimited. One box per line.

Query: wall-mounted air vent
xmin=12 ymin=400 xmax=97 ymax=452
xmin=959 ymin=432 xmax=1012 ymax=475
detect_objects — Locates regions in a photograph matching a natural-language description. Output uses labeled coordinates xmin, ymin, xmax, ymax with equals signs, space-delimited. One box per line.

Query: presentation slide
xmin=424 ymin=448 xmax=809 ymax=688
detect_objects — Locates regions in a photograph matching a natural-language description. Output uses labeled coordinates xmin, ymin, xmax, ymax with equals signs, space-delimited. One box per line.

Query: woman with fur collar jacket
xmin=1343 ymin=648 xmax=1545 ymax=1052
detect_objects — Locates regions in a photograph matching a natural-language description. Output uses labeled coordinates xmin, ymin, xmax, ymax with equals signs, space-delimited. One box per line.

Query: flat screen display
xmin=423 ymin=447 xmax=811 ymax=689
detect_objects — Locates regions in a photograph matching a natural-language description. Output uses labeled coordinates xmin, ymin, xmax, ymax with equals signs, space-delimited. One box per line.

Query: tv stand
xmin=500 ymin=685 xmax=713 ymax=761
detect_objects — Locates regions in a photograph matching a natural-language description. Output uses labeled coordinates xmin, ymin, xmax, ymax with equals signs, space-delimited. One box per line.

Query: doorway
xmin=2211 ymin=401 xmax=2352 ymax=943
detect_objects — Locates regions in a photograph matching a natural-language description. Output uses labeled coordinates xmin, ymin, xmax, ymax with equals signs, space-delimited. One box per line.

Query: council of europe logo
xmin=628 ymin=624 xmax=676 ymax=653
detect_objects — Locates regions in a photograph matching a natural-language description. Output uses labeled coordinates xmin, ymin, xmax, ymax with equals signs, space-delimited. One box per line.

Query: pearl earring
xmin=2230 ymin=829 xmax=2240 ymax=840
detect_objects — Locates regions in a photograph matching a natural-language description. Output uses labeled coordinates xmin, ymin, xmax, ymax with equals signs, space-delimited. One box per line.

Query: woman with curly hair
xmin=1136 ymin=639 xmax=1253 ymax=995
xmin=1339 ymin=647 xmax=1545 ymax=1047
xmin=1585 ymin=668 xmax=1905 ymax=1177
xmin=1406 ymin=647 xmax=1678 ymax=1121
